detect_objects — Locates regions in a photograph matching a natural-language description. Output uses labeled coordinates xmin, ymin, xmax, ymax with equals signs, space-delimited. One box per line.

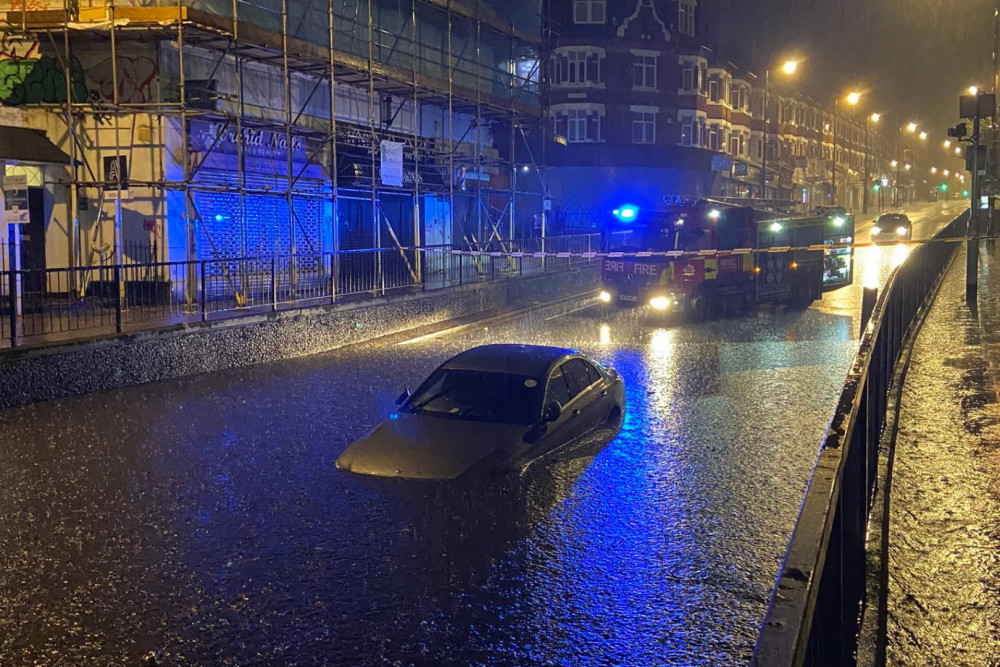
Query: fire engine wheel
xmin=689 ymin=290 xmax=716 ymax=321
xmin=788 ymin=277 xmax=814 ymax=310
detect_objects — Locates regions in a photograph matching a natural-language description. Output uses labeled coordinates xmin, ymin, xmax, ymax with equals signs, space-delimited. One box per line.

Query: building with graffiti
xmin=0 ymin=0 xmax=542 ymax=301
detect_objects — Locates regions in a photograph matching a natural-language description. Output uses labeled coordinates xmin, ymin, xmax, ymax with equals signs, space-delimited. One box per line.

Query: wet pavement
xmin=887 ymin=241 xmax=1000 ymax=665
xmin=0 ymin=203 xmax=960 ymax=666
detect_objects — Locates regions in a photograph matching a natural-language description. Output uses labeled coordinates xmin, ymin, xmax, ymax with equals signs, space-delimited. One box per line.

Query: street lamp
xmin=907 ymin=122 xmax=918 ymax=133
xmin=956 ymin=146 xmax=963 ymax=155
xmin=919 ymin=131 xmax=928 ymax=140
xmin=832 ymin=91 xmax=862 ymax=207
xmin=931 ymin=167 xmax=938 ymax=174
xmin=863 ymin=110 xmax=880 ymax=213
xmin=944 ymin=140 xmax=952 ymax=148
xmin=944 ymin=169 xmax=950 ymax=176
xmin=970 ymin=85 xmax=979 ymax=95
xmin=760 ymin=59 xmax=800 ymax=200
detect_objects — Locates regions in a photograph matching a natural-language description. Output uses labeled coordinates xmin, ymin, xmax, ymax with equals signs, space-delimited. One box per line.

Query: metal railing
xmin=751 ymin=213 xmax=968 ymax=666
xmin=0 ymin=234 xmax=599 ymax=348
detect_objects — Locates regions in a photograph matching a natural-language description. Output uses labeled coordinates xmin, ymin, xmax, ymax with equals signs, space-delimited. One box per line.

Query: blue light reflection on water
xmin=464 ymin=337 xmax=737 ymax=664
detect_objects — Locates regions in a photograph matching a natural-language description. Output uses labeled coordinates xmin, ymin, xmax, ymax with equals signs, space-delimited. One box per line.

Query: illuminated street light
xmin=891 ymin=159 xmax=898 ymax=168
xmin=919 ymin=131 xmax=927 ymax=140
xmin=905 ymin=164 xmax=911 ymax=170
xmin=970 ymin=85 xmax=979 ymax=95
xmin=870 ymin=112 xmax=881 ymax=123
xmin=931 ymin=167 xmax=938 ymax=174
xmin=955 ymin=146 xmax=963 ymax=155
xmin=944 ymin=140 xmax=952 ymax=148
xmin=944 ymin=169 xmax=950 ymax=176
xmin=846 ymin=91 xmax=861 ymax=105
xmin=781 ymin=60 xmax=798 ymax=75
xmin=907 ymin=122 xmax=918 ymax=132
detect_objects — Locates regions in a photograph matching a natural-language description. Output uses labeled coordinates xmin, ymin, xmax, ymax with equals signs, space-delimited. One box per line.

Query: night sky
xmin=703 ymin=0 xmax=995 ymax=133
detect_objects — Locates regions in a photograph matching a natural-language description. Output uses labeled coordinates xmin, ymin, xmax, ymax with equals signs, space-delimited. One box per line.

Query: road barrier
xmin=0 ymin=234 xmax=599 ymax=349
xmin=751 ymin=211 xmax=969 ymax=666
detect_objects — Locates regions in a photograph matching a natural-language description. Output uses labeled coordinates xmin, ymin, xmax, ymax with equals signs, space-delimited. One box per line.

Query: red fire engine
xmin=599 ymin=199 xmax=854 ymax=317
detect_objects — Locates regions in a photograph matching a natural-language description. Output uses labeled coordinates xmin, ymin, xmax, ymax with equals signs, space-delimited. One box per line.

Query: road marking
xmin=545 ymin=302 xmax=599 ymax=321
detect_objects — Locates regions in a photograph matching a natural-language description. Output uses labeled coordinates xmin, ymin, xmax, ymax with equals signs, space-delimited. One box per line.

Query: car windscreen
xmin=406 ymin=369 xmax=542 ymax=425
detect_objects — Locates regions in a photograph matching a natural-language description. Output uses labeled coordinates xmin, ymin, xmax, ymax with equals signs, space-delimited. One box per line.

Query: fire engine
xmin=599 ymin=198 xmax=854 ymax=317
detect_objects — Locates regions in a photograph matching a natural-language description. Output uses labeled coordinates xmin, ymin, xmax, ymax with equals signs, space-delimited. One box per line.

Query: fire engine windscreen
xmin=606 ymin=213 xmax=713 ymax=253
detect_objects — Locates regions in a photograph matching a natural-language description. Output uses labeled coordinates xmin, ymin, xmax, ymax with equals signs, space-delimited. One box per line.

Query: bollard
xmin=860 ymin=286 xmax=878 ymax=338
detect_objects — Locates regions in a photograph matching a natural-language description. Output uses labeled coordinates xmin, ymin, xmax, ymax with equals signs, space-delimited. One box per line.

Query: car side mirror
xmin=543 ymin=403 xmax=562 ymax=423
xmin=396 ymin=388 xmax=410 ymax=406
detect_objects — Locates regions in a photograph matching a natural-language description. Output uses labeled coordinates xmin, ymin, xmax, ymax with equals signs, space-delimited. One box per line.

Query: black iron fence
xmin=0 ymin=234 xmax=599 ymax=348
xmin=751 ymin=212 xmax=968 ymax=666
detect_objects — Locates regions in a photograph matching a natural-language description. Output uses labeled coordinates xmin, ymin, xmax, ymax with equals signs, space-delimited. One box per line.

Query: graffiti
xmin=0 ymin=54 xmax=88 ymax=105
xmin=7 ymin=0 xmax=50 ymax=10
xmin=0 ymin=35 xmax=40 ymax=61
xmin=88 ymin=55 xmax=158 ymax=104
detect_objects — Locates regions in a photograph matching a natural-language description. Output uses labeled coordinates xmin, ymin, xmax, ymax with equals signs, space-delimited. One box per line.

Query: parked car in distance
xmin=871 ymin=213 xmax=912 ymax=242
xmin=335 ymin=344 xmax=626 ymax=481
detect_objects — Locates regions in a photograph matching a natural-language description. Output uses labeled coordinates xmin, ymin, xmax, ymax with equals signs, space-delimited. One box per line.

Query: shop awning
xmin=0 ymin=126 xmax=71 ymax=165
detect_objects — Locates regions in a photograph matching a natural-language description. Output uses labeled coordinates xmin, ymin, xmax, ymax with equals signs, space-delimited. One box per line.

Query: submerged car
xmin=335 ymin=344 xmax=626 ymax=481
xmin=871 ymin=213 xmax=912 ymax=242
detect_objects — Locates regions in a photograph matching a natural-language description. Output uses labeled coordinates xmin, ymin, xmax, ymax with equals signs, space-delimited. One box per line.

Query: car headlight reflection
xmin=599 ymin=290 xmax=612 ymax=303
xmin=649 ymin=296 xmax=671 ymax=310
xmin=872 ymin=225 xmax=882 ymax=235
xmin=896 ymin=226 xmax=908 ymax=236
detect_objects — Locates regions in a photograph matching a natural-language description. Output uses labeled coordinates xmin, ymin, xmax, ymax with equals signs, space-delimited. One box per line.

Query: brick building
xmin=543 ymin=0 xmax=891 ymax=228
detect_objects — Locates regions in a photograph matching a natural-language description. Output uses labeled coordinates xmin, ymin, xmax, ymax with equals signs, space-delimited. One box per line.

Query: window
xmin=678 ymin=0 xmax=695 ymax=36
xmin=708 ymin=125 xmax=720 ymax=151
xmin=554 ymin=105 xmax=604 ymax=143
xmin=632 ymin=111 xmax=656 ymax=144
xmin=730 ymin=85 xmax=740 ymax=109
xmin=545 ymin=365 xmax=574 ymax=409
xmin=682 ymin=65 xmax=695 ymax=92
xmin=729 ymin=134 xmax=739 ymax=156
xmin=681 ymin=123 xmax=693 ymax=146
xmin=574 ymin=0 xmax=605 ymax=24
xmin=562 ymin=359 xmax=599 ymax=399
xmin=699 ymin=64 xmax=708 ymax=94
xmin=755 ymin=138 xmax=763 ymax=160
xmin=568 ymin=50 xmax=587 ymax=83
xmin=406 ymin=369 xmax=542 ymax=425
xmin=709 ymin=79 xmax=719 ymax=102
xmin=698 ymin=118 xmax=706 ymax=146
xmin=552 ymin=48 xmax=603 ymax=87
xmin=632 ymin=54 xmax=657 ymax=89
xmin=568 ymin=109 xmax=588 ymax=142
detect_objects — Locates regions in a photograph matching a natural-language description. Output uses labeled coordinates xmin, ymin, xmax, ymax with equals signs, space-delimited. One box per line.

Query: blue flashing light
xmin=613 ymin=205 xmax=639 ymax=222
xmin=389 ymin=412 xmax=399 ymax=420
xmin=214 ymin=214 xmax=225 ymax=222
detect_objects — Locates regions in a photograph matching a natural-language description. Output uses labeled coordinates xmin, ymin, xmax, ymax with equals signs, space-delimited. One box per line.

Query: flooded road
xmin=0 ymin=203 xmax=962 ymax=666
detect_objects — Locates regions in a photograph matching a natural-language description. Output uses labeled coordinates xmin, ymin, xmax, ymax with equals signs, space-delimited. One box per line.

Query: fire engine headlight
xmin=649 ymin=296 xmax=671 ymax=310
xmin=872 ymin=225 xmax=882 ymax=235
xmin=896 ymin=226 xmax=908 ymax=236
xmin=599 ymin=290 xmax=612 ymax=303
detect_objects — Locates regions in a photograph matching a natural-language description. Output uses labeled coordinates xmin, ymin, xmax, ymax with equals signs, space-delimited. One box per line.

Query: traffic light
xmin=872 ymin=183 xmax=881 ymax=191
xmin=948 ymin=123 xmax=969 ymax=140
xmin=963 ymin=189 xmax=970 ymax=197
xmin=940 ymin=183 xmax=948 ymax=192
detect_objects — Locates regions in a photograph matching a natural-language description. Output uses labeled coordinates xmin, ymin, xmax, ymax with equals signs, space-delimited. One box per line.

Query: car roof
xmin=878 ymin=213 xmax=909 ymax=220
xmin=441 ymin=344 xmax=578 ymax=378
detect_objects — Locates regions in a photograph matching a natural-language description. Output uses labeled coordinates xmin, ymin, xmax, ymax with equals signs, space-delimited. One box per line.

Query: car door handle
xmin=571 ymin=409 xmax=581 ymax=417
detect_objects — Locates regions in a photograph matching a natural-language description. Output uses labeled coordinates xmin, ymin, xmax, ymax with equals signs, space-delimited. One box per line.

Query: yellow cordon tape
xmin=439 ymin=234 xmax=981 ymax=261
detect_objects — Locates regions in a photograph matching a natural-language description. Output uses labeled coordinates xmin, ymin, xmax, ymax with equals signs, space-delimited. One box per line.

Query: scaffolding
xmin=0 ymin=0 xmax=545 ymax=301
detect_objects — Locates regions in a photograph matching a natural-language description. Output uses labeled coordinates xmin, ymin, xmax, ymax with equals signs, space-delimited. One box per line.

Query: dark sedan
xmin=335 ymin=344 xmax=626 ymax=481
xmin=871 ymin=213 xmax=913 ymax=243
